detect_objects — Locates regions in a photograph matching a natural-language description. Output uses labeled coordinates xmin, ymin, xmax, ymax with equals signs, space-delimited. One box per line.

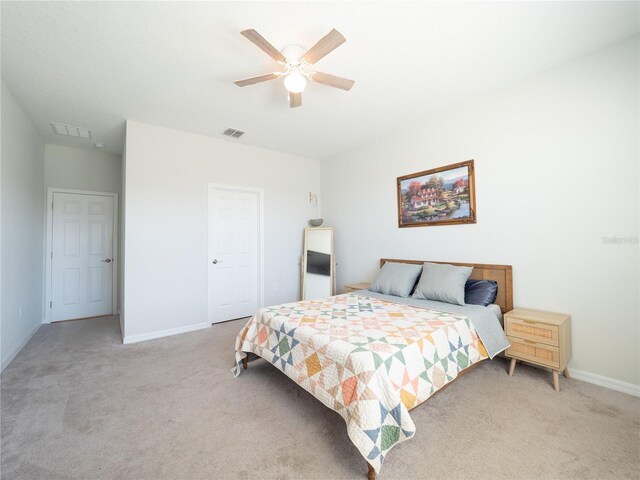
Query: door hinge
xmin=51 ymin=251 xmax=53 ymax=259
xmin=49 ymin=301 xmax=52 ymax=308
xmin=51 ymin=201 xmax=54 ymax=210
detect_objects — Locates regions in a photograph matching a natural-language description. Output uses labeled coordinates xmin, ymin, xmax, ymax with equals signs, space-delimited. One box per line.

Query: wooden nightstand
xmin=504 ymin=308 xmax=572 ymax=392
xmin=343 ymin=282 xmax=370 ymax=293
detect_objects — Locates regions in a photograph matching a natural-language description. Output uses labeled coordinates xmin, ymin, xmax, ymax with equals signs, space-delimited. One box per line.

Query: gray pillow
xmin=369 ymin=262 xmax=423 ymax=298
xmin=412 ymin=262 xmax=473 ymax=305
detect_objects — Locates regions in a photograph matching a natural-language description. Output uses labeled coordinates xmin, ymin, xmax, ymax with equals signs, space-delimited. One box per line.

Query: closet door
xmin=208 ymin=186 xmax=260 ymax=323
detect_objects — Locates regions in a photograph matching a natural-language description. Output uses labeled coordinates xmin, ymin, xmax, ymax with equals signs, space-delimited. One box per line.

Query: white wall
xmin=44 ymin=144 xmax=122 ymax=194
xmin=122 ymin=120 xmax=320 ymax=341
xmin=1 ymin=81 xmax=45 ymax=370
xmin=321 ymin=37 xmax=639 ymax=388
xmin=44 ymin=144 xmax=123 ymax=313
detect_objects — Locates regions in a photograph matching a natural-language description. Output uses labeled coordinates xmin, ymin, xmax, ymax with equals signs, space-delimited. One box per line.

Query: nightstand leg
xmin=367 ymin=463 xmax=376 ymax=480
xmin=508 ymin=358 xmax=516 ymax=376
xmin=552 ymin=369 xmax=560 ymax=392
xmin=562 ymin=367 xmax=570 ymax=379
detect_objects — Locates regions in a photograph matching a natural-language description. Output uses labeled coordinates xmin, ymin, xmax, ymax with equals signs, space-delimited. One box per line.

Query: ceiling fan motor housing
xmin=281 ymin=45 xmax=307 ymax=65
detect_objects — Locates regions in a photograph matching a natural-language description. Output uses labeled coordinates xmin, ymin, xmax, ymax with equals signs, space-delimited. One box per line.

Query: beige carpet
xmin=1 ymin=316 xmax=639 ymax=480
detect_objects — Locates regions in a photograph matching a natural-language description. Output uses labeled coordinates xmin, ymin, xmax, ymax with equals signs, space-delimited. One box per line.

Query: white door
xmin=208 ymin=186 xmax=260 ymax=323
xmin=51 ymin=192 xmax=114 ymax=321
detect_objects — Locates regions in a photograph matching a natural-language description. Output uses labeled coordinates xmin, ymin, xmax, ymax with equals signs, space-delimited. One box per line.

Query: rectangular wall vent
xmin=51 ymin=122 xmax=92 ymax=139
xmin=222 ymin=128 xmax=245 ymax=138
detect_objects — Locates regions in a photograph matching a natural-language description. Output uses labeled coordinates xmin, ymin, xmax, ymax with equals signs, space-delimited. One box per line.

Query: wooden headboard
xmin=380 ymin=258 xmax=513 ymax=313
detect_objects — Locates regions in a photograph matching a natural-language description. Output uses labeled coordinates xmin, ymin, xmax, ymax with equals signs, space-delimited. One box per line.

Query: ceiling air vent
xmin=222 ymin=128 xmax=245 ymax=138
xmin=51 ymin=122 xmax=92 ymax=139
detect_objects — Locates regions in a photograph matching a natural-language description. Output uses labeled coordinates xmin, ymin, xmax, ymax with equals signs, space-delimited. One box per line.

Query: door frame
xmin=44 ymin=187 xmax=119 ymax=324
xmin=207 ymin=183 xmax=264 ymax=323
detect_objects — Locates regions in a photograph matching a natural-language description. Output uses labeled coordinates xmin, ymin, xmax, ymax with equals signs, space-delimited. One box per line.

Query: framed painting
xmin=397 ymin=159 xmax=476 ymax=228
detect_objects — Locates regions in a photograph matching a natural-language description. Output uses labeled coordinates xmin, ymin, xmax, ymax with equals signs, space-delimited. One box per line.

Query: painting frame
xmin=397 ymin=159 xmax=476 ymax=228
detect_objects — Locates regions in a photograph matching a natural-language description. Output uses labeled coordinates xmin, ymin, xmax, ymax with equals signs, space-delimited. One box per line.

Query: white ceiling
xmin=2 ymin=2 xmax=638 ymax=159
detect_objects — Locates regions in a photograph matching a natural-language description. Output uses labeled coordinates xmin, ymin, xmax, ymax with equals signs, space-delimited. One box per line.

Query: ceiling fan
xmin=234 ymin=28 xmax=355 ymax=108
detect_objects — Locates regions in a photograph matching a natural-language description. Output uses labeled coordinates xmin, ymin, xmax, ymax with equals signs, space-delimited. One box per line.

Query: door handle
xmin=212 ymin=259 xmax=222 ymax=264
xmin=103 ymin=258 xmax=112 ymax=263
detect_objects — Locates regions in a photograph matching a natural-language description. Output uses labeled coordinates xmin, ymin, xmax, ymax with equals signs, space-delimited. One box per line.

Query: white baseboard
xmin=571 ymin=368 xmax=640 ymax=397
xmin=122 ymin=322 xmax=210 ymax=344
xmin=1 ymin=321 xmax=42 ymax=372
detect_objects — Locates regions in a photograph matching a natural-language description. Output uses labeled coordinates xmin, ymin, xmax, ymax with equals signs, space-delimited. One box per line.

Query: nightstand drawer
xmin=506 ymin=316 xmax=559 ymax=346
xmin=506 ymin=337 xmax=560 ymax=368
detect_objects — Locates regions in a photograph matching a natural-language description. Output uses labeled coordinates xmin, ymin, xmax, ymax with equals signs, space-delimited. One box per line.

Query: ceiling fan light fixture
xmin=284 ymin=70 xmax=307 ymax=93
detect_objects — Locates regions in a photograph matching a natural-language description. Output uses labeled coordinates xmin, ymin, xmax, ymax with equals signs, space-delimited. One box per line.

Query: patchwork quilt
xmin=233 ymin=294 xmax=488 ymax=474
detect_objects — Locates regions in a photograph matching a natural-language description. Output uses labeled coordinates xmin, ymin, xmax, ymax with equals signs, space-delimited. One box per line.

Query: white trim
xmin=571 ymin=368 xmax=640 ymax=397
xmin=44 ymin=187 xmax=119 ymax=324
xmin=1 ymin=321 xmax=41 ymax=372
xmin=122 ymin=322 xmax=210 ymax=344
xmin=207 ymin=183 xmax=265 ymax=319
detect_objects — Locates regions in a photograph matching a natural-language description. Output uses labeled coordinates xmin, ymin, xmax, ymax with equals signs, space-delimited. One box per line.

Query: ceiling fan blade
xmin=240 ymin=29 xmax=286 ymax=63
xmin=234 ymin=73 xmax=279 ymax=87
xmin=302 ymin=29 xmax=346 ymax=64
xmin=310 ymin=72 xmax=355 ymax=91
xmin=289 ymin=92 xmax=302 ymax=108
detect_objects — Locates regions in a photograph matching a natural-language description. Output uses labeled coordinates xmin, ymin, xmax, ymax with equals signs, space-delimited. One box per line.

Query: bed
xmin=233 ymin=259 xmax=512 ymax=479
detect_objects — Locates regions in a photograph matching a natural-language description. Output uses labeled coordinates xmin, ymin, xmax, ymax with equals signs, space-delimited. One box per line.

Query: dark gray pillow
xmin=369 ymin=262 xmax=423 ymax=298
xmin=465 ymin=280 xmax=498 ymax=306
xmin=412 ymin=262 xmax=473 ymax=305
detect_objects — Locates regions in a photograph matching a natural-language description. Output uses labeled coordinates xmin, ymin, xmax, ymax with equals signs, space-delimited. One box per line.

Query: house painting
xmin=410 ymin=187 xmax=439 ymax=208
xmin=398 ymin=160 xmax=476 ymax=227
